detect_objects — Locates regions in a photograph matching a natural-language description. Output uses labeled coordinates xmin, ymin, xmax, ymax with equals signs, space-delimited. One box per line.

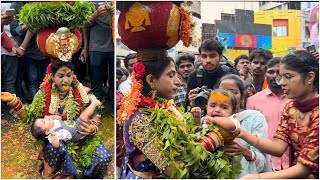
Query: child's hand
xmin=48 ymin=129 xmax=56 ymax=136
xmin=204 ymin=116 xmax=215 ymax=125
xmin=191 ymin=107 xmax=201 ymax=126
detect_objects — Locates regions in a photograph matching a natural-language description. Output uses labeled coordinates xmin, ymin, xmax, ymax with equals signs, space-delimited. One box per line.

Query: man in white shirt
xmin=1 ymin=3 xmax=21 ymax=94
xmin=118 ymin=53 xmax=137 ymax=96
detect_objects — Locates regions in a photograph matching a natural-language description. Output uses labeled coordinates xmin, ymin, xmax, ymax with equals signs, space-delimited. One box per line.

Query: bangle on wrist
xmin=229 ymin=114 xmax=240 ymax=133
xmin=7 ymin=94 xmax=17 ymax=106
xmin=90 ymin=120 xmax=97 ymax=126
xmin=19 ymin=46 xmax=26 ymax=51
xmin=250 ymin=150 xmax=257 ymax=161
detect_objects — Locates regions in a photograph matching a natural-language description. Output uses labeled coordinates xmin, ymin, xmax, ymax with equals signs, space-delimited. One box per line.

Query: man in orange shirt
xmin=245 ymin=48 xmax=273 ymax=95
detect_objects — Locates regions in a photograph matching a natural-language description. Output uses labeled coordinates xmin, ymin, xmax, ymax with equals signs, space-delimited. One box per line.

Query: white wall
xmin=259 ymin=2 xmax=286 ymax=11
xmin=201 ymin=2 xmax=260 ymax=24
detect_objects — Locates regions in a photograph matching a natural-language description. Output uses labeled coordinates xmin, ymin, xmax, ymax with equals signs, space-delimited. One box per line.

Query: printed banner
xmin=235 ymin=34 xmax=256 ymax=48
xmin=217 ymin=33 xmax=235 ymax=47
xmin=256 ymin=35 xmax=272 ymax=49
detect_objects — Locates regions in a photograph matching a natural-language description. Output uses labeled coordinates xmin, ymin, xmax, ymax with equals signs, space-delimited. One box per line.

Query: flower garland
xmin=179 ymin=3 xmax=198 ymax=47
xmin=39 ymin=73 xmax=85 ymax=121
xmin=116 ymin=60 xmax=242 ymax=178
xmin=137 ymin=96 xmax=162 ymax=109
xmin=26 ymin=71 xmax=102 ymax=176
xmin=179 ymin=6 xmax=192 ymax=47
xmin=117 ymin=62 xmax=145 ymax=125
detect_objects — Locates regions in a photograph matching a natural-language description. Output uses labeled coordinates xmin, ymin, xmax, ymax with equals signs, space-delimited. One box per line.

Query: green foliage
xmin=17 ymin=1 xmax=96 ymax=30
xmin=66 ymin=132 xmax=103 ymax=176
xmin=51 ymin=86 xmax=58 ymax=94
xmin=66 ymin=97 xmax=79 ymax=120
xmin=71 ymin=80 xmax=79 ymax=87
xmin=25 ymin=92 xmax=45 ymax=124
xmin=142 ymin=105 xmax=242 ymax=179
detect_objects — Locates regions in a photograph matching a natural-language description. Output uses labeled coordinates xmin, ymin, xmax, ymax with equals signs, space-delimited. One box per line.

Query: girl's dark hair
xmin=215 ymin=74 xmax=245 ymax=109
xmin=281 ymin=50 xmax=319 ymax=92
xmin=209 ymin=89 xmax=238 ymax=113
xmin=50 ymin=62 xmax=74 ymax=75
xmin=141 ymin=57 xmax=174 ymax=96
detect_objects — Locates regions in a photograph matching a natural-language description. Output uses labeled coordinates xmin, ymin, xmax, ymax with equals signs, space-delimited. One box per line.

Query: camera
xmin=194 ymin=86 xmax=212 ymax=110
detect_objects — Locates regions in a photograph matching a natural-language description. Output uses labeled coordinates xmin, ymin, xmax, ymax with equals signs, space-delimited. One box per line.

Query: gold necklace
xmin=296 ymin=111 xmax=310 ymax=126
xmin=57 ymin=97 xmax=67 ymax=115
xmin=298 ymin=111 xmax=308 ymax=120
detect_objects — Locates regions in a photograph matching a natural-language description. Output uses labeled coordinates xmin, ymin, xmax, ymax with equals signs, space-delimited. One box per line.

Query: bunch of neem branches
xmin=18 ymin=1 xmax=96 ymax=31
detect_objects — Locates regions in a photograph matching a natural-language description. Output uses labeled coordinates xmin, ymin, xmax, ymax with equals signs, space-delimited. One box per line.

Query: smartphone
xmin=306 ymin=45 xmax=316 ymax=52
xmin=5 ymin=9 xmax=15 ymax=16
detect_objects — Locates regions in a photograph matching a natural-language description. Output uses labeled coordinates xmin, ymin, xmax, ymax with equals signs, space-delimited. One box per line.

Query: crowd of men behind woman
xmin=116 ymin=38 xmax=319 ymax=178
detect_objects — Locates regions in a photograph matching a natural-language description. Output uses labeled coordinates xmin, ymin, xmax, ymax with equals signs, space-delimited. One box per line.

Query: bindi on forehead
xmin=209 ymin=92 xmax=231 ymax=103
xmin=58 ymin=67 xmax=71 ymax=74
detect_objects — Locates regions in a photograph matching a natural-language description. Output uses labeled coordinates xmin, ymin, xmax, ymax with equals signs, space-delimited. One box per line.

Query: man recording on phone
xmin=234 ymin=54 xmax=251 ymax=81
xmin=186 ymin=39 xmax=238 ymax=113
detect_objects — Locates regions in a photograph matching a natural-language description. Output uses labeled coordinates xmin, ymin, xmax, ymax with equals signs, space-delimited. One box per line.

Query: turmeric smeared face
xmin=52 ymin=66 xmax=73 ymax=93
xmin=206 ymin=92 xmax=233 ymax=118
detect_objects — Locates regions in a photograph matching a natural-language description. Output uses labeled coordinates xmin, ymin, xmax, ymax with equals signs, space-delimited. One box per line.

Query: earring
xmin=150 ymin=84 xmax=157 ymax=100
xmin=151 ymin=89 xmax=157 ymax=100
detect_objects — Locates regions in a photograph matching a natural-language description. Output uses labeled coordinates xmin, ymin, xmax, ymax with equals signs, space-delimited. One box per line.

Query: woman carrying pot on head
xmin=117 ymin=54 xmax=244 ymax=179
xmin=1 ymin=27 xmax=111 ymax=179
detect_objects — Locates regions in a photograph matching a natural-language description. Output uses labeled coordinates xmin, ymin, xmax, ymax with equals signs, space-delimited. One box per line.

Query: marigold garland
xmin=137 ymin=96 xmax=162 ymax=109
xmin=179 ymin=7 xmax=192 ymax=47
xmin=25 ymin=71 xmax=102 ymax=176
xmin=39 ymin=73 xmax=83 ymax=120
xmin=117 ymin=71 xmax=142 ymax=125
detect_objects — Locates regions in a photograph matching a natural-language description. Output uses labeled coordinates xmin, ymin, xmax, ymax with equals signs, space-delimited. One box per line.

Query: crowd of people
xmin=1 ymin=1 xmax=319 ymax=179
xmin=1 ymin=1 xmax=113 ymax=178
xmin=116 ymin=38 xmax=319 ymax=179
